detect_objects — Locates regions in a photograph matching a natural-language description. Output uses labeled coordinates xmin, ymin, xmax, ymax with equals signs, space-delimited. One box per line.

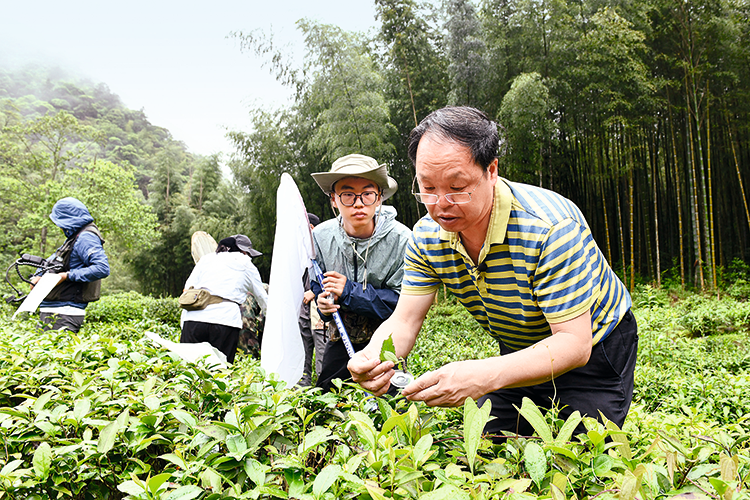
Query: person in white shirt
xmin=180 ymin=234 xmax=268 ymax=363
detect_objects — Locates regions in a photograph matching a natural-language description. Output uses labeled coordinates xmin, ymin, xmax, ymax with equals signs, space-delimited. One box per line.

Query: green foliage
xmin=720 ymin=259 xmax=750 ymax=300
xmin=0 ymin=66 xmax=245 ymax=297
xmin=0 ymin=66 xmax=179 ymax=174
xmin=499 ymin=72 xmax=556 ymax=183
xmin=677 ymin=295 xmax=750 ymax=337
xmin=445 ymin=0 xmax=488 ymax=107
xmin=299 ymin=20 xmax=397 ymax=164
xmin=1 ymin=291 xmax=750 ymax=498
xmin=226 ymin=108 xmax=297 ymax=280
xmin=463 ymin=397 xmax=492 ymax=474
xmin=85 ymin=292 xmax=181 ymax=326
xmin=380 ymin=333 xmax=399 ymax=363
xmin=631 ymin=284 xmax=671 ymax=309
xmin=66 ymin=159 xmax=159 ymax=251
xmin=229 ymin=21 xmax=399 ymax=279
xmin=409 ymin=298 xmax=501 ymax=375
xmin=635 ymin=303 xmax=750 ymax=423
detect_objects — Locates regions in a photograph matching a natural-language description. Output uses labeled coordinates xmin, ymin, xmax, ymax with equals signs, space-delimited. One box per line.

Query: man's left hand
xmin=316 ymin=291 xmax=339 ymax=315
xmin=401 ymin=360 xmax=486 ymax=407
xmin=402 ymin=311 xmax=594 ymax=407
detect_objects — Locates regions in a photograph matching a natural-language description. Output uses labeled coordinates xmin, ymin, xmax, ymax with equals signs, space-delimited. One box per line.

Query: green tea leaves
xmin=313 ymin=464 xmax=342 ymax=496
xmin=380 ymin=334 xmax=398 ymax=363
xmin=524 ymin=441 xmax=547 ymax=487
xmin=32 ymin=442 xmax=52 ymax=479
xmin=463 ymin=397 xmax=492 ymax=474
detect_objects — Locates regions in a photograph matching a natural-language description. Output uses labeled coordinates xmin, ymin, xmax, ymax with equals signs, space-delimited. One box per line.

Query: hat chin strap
xmin=331 ymin=199 xmax=383 ymax=292
xmin=360 ymin=203 xmax=384 ymax=291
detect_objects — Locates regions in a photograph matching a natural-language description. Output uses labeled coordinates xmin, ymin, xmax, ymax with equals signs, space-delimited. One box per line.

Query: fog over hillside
xmin=0 ymin=0 xmax=377 ymax=158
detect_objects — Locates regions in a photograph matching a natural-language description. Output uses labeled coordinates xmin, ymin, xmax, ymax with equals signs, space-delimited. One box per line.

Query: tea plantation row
xmin=0 ymin=288 xmax=748 ymax=499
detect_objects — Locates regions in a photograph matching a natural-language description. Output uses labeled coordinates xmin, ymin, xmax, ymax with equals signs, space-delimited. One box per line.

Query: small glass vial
xmin=391 ymin=370 xmax=414 ymax=389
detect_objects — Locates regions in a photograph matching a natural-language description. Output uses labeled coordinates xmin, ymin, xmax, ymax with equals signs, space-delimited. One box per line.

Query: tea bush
xmin=631 ymin=284 xmax=671 ymax=309
xmin=86 ymin=291 xmax=181 ymax=327
xmin=0 ymin=292 xmax=749 ymax=499
xmin=675 ymin=295 xmax=750 ymax=337
xmin=409 ymin=299 xmax=500 ymax=375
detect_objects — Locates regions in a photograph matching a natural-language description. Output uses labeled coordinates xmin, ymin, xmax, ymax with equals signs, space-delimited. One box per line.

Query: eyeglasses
xmin=335 ymin=191 xmax=380 ymax=207
xmin=411 ymin=175 xmax=484 ymax=205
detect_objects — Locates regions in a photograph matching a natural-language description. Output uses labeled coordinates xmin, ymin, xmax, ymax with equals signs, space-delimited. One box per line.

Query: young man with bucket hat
xmin=310 ymin=154 xmax=412 ymax=392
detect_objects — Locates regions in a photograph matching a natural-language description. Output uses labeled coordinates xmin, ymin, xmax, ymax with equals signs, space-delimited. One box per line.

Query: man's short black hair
xmin=407 ymin=106 xmax=499 ymax=171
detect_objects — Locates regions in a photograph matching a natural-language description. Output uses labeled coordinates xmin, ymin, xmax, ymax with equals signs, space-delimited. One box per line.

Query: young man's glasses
xmin=336 ymin=191 xmax=380 ymax=207
xmin=411 ymin=175 xmax=484 ymax=205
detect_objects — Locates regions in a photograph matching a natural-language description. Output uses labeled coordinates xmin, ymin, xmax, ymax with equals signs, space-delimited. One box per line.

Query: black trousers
xmin=316 ymin=338 xmax=400 ymax=396
xmin=479 ymin=310 xmax=638 ymax=438
xmin=181 ymin=321 xmax=241 ymax=363
xmin=316 ymin=338 xmax=370 ymax=392
xmin=40 ymin=312 xmax=84 ymax=333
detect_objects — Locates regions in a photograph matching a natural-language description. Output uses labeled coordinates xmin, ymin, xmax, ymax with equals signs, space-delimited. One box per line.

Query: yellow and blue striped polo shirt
xmin=403 ymin=178 xmax=631 ymax=350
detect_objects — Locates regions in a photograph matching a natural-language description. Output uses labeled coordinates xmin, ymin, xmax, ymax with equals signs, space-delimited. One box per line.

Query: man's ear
xmin=488 ymin=158 xmax=499 ymax=183
xmin=329 ymin=193 xmax=338 ymax=210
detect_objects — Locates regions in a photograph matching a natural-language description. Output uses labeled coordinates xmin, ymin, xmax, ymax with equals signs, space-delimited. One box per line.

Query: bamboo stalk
xmin=706 ymin=84 xmax=716 ymax=290
xmin=686 ymin=76 xmax=704 ymax=290
xmin=727 ymin=118 xmax=750 ymax=234
xmin=667 ymin=88 xmax=685 ymax=287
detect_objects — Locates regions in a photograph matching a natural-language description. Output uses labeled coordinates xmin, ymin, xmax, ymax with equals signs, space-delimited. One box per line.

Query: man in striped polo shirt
xmin=348 ymin=106 xmax=638 ymax=437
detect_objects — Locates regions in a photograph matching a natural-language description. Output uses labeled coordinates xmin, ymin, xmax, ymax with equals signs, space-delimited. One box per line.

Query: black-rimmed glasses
xmin=335 ymin=191 xmax=380 ymax=207
xmin=411 ymin=175 xmax=484 ymax=205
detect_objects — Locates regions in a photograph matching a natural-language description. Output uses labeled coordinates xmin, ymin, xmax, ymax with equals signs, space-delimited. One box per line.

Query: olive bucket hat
xmin=311 ymin=154 xmax=398 ymax=201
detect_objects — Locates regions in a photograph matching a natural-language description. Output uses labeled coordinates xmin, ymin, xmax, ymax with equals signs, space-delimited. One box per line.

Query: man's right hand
xmin=348 ymin=349 xmax=395 ymax=396
xmin=30 ymin=276 xmax=40 ymax=289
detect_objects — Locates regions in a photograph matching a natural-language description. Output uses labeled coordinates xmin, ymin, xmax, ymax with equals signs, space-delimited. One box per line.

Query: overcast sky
xmin=0 ymin=0 xmax=378 ymax=158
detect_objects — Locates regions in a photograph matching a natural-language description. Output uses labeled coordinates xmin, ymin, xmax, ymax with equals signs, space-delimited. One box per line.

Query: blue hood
xmin=49 ymin=197 xmax=94 ymax=238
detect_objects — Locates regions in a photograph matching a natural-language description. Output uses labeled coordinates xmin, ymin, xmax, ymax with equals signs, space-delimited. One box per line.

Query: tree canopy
xmin=230 ymin=0 xmax=750 ymax=291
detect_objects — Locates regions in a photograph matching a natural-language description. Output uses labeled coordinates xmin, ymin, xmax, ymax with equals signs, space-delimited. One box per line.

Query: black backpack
xmin=45 ymin=223 xmax=105 ymax=303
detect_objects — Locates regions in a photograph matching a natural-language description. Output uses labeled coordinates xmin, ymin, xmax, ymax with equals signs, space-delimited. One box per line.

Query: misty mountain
xmin=0 ymin=64 xmax=196 ymax=194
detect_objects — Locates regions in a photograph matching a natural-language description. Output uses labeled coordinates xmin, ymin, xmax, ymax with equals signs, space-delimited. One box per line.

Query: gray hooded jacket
xmin=311 ymin=205 xmax=411 ymax=341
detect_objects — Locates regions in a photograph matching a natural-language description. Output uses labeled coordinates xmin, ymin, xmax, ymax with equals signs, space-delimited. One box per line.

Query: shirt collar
xmin=438 ymin=178 xmax=512 ymax=263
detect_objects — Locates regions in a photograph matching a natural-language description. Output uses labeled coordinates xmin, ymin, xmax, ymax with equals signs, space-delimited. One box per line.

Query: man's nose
xmin=436 ymin=193 xmax=454 ymax=209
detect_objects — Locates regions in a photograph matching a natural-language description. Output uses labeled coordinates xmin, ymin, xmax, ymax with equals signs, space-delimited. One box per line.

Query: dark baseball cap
xmin=232 ymin=234 xmax=262 ymax=257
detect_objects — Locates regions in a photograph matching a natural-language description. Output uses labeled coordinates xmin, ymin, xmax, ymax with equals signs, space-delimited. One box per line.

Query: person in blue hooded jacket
xmin=30 ymin=197 xmax=110 ymax=332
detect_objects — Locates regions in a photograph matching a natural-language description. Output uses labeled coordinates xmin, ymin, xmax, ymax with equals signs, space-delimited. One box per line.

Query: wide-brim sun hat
xmin=311 ymin=154 xmax=398 ymax=201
